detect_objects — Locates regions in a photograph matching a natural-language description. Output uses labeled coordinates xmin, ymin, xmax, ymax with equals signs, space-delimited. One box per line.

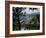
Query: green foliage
xmin=13 ymin=7 xmax=40 ymax=31
xmin=13 ymin=21 xmax=21 ymax=31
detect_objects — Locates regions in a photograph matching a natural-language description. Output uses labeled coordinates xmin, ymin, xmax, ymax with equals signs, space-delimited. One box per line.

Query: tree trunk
xmin=18 ymin=15 xmax=21 ymax=30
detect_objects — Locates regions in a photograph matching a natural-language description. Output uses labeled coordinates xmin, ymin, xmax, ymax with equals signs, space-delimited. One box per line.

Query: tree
xmin=13 ymin=7 xmax=23 ymax=30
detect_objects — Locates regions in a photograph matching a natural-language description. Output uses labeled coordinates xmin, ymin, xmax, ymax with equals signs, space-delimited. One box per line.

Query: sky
xmin=21 ymin=8 xmax=40 ymax=14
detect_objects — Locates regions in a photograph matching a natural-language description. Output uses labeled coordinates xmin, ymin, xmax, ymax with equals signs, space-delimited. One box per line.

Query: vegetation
xmin=12 ymin=7 xmax=40 ymax=31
